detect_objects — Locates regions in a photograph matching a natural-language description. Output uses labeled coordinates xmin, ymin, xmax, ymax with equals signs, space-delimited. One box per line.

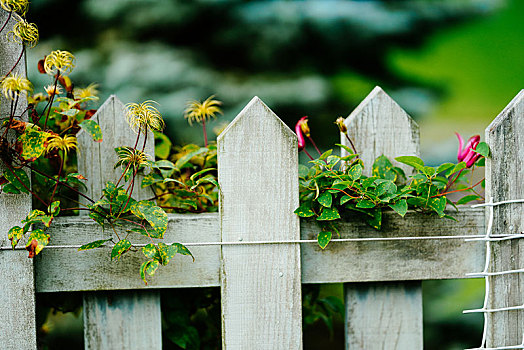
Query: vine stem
xmin=49 ymin=152 xmax=64 ymax=205
xmin=431 ymin=178 xmax=485 ymax=198
xmin=343 ymin=133 xmax=358 ymax=156
xmin=23 ymin=163 xmax=95 ymax=204
xmin=119 ymin=217 xmax=156 ymax=245
xmin=3 ymin=162 xmax=47 ymax=207
xmin=202 ymin=118 xmax=208 ymax=147
xmin=0 ymin=10 xmax=12 ymax=35
xmin=307 ymin=136 xmax=322 ymax=156
xmin=43 ymin=73 xmax=60 ymax=130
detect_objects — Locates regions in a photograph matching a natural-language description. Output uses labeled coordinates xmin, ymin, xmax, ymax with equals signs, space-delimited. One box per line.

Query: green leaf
xmin=174 ymin=148 xmax=207 ymax=170
xmin=340 ymin=195 xmax=351 ymax=205
xmin=446 ymin=162 xmax=467 ymax=177
xmin=294 ymin=202 xmax=315 ymax=217
xmin=474 ymin=142 xmax=490 ymax=158
xmin=423 ymin=166 xmax=436 ymax=178
xmin=140 ymin=260 xmax=152 ymax=285
xmin=429 ymin=197 xmax=447 ymax=217
xmin=153 ymin=130 xmax=172 ymax=159
xmin=318 ymin=149 xmax=333 ymax=161
xmin=365 ymin=209 xmax=382 ymax=230
xmin=395 ymin=156 xmax=425 ymax=172
xmin=79 ymin=119 xmax=103 ymax=142
xmin=78 ymin=239 xmax=111 ymax=251
xmin=317 ymin=192 xmax=332 ymax=207
xmin=19 ymin=130 xmax=50 ymax=161
xmin=152 ymin=160 xmax=177 ymax=178
xmin=4 ymin=168 xmax=30 ymax=194
xmin=456 ymin=195 xmax=482 ymax=205
xmin=26 ymin=229 xmax=50 ymax=256
xmin=389 ymin=199 xmax=408 ymax=217
xmin=146 ymin=259 xmax=160 ymax=276
xmin=317 ymin=207 xmax=340 ymax=221
xmin=356 ymin=199 xmax=375 ymax=208
xmin=298 ymin=164 xmax=310 ymax=179
xmin=158 ymin=242 xmax=177 ymax=265
xmin=317 ymin=231 xmax=332 ymax=249
xmin=141 ymin=173 xmax=164 ymax=188
xmin=131 ymin=200 xmax=168 ymax=238
xmin=372 ymin=155 xmax=396 ymax=180
xmin=48 ymin=201 xmax=60 ymax=215
xmin=2 ymin=183 xmax=20 ymax=194
xmin=190 ymin=168 xmax=216 ymax=181
xmin=171 ymin=243 xmax=194 ymax=261
xmin=436 ymin=163 xmax=455 ymax=174
xmin=8 ymin=226 xmax=24 ymax=249
xmin=111 ymin=239 xmax=132 ymax=260
xmin=142 ymin=243 xmax=160 ymax=259
xmin=348 ymin=164 xmax=362 ymax=180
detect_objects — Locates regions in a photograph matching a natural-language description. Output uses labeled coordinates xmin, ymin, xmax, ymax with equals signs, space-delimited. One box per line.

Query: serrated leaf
xmin=294 ymin=202 xmax=315 ymax=217
xmin=80 ymin=119 xmax=103 ymax=142
xmin=317 ymin=231 xmax=332 ymax=249
xmin=78 ymin=239 xmax=111 ymax=251
xmin=111 ymin=239 xmax=132 ymax=260
xmin=4 ymin=168 xmax=30 ymax=194
xmin=317 ymin=191 xmax=332 ymax=207
xmin=19 ymin=130 xmax=50 ymax=161
xmin=317 ymin=207 xmax=340 ymax=221
xmin=8 ymin=226 xmax=24 ymax=249
xmin=395 ymin=156 xmax=425 ymax=171
xmin=389 ymin=199 xmax=408 ymax=217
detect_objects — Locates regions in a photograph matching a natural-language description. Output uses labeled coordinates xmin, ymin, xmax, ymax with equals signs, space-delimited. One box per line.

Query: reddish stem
xmin=432 ymin=178 xmax=484 ymax=198
xmin=0 ymin=11 xmax=12 ymax=35
xmin=1 ymin=46 xmax=25 ymax=81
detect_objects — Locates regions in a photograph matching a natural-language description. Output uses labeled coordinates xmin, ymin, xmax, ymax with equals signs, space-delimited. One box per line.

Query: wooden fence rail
xmin=1 ymin=8 xmax=524 ymax=348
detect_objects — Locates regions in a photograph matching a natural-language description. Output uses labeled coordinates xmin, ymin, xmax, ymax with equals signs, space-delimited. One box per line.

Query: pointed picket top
xmin=484 ymin=89 xmax=524 ymax=347
xmin=342 ymin=86 xmax=423 ymax=349
xmin=218 ymin=96 xmax=296 ymax=148
xmin=77 ymin=95 xmax=154 ymax=204
xmin=342 ymin=86 xmax=420 ymax=176
xmin=218 ymin=96 xmax=302 ymax=348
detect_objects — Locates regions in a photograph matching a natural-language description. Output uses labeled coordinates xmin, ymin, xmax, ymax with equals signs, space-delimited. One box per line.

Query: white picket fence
xmin=2 ymin=9 xmax=524 ymax=350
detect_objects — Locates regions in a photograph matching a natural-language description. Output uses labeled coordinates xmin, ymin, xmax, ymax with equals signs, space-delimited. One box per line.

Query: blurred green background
xmin=26 ymin=0 xmax=522 ymax=349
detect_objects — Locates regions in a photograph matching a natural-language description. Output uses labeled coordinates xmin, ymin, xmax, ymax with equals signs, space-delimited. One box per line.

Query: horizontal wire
xmin=472 ymin=199 xmax=524 ymax=208
xmin=0 ymin=233 xmax=498 ymax=251
xmin=466 ymin=268 xmax=524 ymax=277
xmin=463 ymin=304 xmax=524 ymax=314
xmin=466 ymin=346 xmax=524 ymax=350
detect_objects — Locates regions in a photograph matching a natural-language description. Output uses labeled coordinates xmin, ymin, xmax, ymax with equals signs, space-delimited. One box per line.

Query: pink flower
xmin=455 ymin=133 xmax=481 ymax=167
xmin=295 ymin=116 xmax=309 ymax=151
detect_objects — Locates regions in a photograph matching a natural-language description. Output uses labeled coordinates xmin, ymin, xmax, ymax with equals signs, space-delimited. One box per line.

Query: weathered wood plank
xmin=342 ymin=86 xmax=422 ymax=349
xmin=0 ymin=9 xmax=37 ymax=350
xmin=485 ymin=89 xmax=524 ymax=347
xmin=32 ymin=208 xmax=485 ymax=292
xmin=218 ymin=97 xmax=303 ymax=349
xmin=77 ymin=95 xmax=161 ymax=350
xmin=83 ymin=290 xmax=161 ymax=350
xmin=345 ymin=282 xmax=422 ymax=349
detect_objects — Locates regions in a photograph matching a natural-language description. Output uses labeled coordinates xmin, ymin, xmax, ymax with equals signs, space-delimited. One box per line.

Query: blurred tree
xmin=27 ymin=0 xmax=502 ymax=148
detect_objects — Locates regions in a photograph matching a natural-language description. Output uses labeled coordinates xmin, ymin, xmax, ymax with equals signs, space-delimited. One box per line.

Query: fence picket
xmin=218 ymin=97 xmax=302 ymax=349
xmin=77 ymin=96 xmax=162 ymax=349
xmin=0 ymin=9 xmax=37 ymax=350
xmin=342 ymin=87 xmax=422 ymax=349
xmin=485 ymin=89 xmax=524 ymax=347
